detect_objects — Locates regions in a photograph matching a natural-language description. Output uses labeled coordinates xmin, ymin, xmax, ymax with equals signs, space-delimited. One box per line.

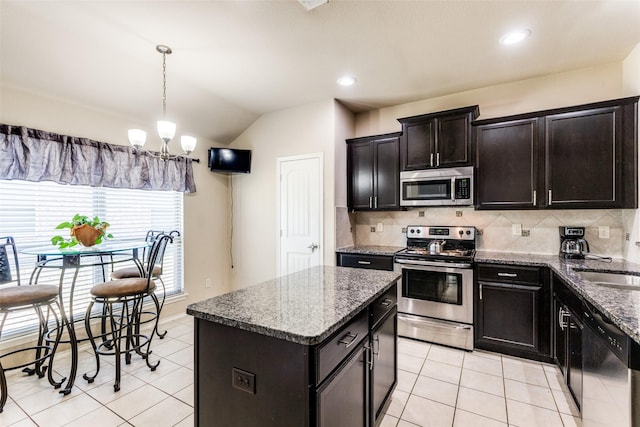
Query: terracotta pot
xmin=71 ymin=224 xmax=103 ymax=247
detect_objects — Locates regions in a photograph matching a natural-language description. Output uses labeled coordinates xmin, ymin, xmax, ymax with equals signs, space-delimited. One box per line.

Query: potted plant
xmin=51 ymin=214 xmax=113 ymax=248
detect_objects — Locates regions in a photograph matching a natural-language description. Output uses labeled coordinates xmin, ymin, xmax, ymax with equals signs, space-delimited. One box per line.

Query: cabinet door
xmin=373 ymin=137 xmax=400 ymax=209
xmin=436 ymin=114 xmax=472 ymax=167
xmin=476 ymin=282 xmax=540 ymax=353
xmin=545 ymin=107 xmax=621 ymax=208
xmin=567 ymin=314 xmax=583 ymax=410
xmin=371 ymin=308 xmax=397 ymax=422
xmin=347 ymin=140 xmax=374 ymax=210
xmin=317 ymin=342 xmax=369 ymax=427
xmin=553 ymin=299 xmax=568 ymax=375
xmin=401 ymin=121 xmax=435 ymax=170
xmin=475 ymin=118 xmax=540 ymax=209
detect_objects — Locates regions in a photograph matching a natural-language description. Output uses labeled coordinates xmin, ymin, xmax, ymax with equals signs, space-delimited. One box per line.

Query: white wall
xmin=0 ymin=84 xmax=232 ymax=318
xmin=228 ymin=100 xmax=349 ymax=289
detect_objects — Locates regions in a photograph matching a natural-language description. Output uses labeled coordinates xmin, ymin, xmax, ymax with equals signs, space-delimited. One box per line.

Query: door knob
xmin=307 ymin=243 xmax=319 ymax=251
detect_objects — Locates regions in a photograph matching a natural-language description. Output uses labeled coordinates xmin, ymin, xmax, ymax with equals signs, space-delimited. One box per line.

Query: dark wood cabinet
xmin=317 ymin=340 xmax=370 ymax=427
xmin=474 ymin=96 xmax=638 ymax=210
xmin=347 ymin=133 xmax=401 ymax=210
xmin=475 ymin=264 xmax=551 ymax=361
xmin=475 ymin=118 xmax=542 ymax=209
xmin=545 ymin=106 xmax=626 ymax=208
xmin=336 ymin=253 xmax=395 ymax=271
xmin=398 ymin=105 xmax=479 ymax=171
xmin=553 ymin=274 xmax=584 ymax=409
xmin=370 ymin=307 xmax=397 ymax=423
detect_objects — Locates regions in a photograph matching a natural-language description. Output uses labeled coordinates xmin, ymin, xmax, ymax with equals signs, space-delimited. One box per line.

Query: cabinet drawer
xmin=337 ymin=253 xmax=394 ymax=271
xmin=370 ymin=283 xmax=397 ymax=328
xmin=316 ymin=309 xmax=369 ymax=385
xmin=477 ymin=264 xmax=540 ymax=285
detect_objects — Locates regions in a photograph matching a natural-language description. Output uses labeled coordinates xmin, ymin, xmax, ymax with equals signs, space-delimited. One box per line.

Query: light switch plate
xmin=598 ymin=226 xmax=610 ymax=239
xmin=376 ymin=222 xmax=384 ymax=232
xmin=512 ymin=224 xmax=522 ymax=236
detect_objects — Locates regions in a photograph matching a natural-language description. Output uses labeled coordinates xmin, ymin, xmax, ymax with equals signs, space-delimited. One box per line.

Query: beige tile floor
xmin=1 ymin=315 xmax=581 ymax=427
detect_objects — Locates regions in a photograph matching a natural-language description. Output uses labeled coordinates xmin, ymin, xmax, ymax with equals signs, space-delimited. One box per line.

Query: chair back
xmin=0 ymin=236 xmax=20 ymax=286
xmin=142 ymin=230 xmax=179 ymax=272
xmin=144 ymin=234 xmax=173 ymax=290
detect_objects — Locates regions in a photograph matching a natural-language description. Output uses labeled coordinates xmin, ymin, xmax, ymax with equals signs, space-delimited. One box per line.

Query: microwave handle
xmin=436 ymin=152 xmax=440 ymax=167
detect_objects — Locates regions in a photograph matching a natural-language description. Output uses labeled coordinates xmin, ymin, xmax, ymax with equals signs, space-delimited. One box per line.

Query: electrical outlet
xmin=418 ymin=211 xmax=425 ymax=217
xmin=402 ymin=227 xmax=407 ymax=233
xmin=232 ymin=368 xmax=256 ymax=394
xmin=370 ymin=226 xmax=376 ymax=232
xmin=376 ymin=222 xmax=384 ymax=232
xmin=205 ymin=278 xmax=212 ymax=288
xmin=456 ymin=211 xmax=463 ymax=217
xmin=522 ymin=230 xmax=530 ymax=237
xmin=626 ymin=232 xmax=630 ymax=241
xmin=512 ymin=224 xmax=522 ymax=236
xmin=598 ymin=226 xmax=610 ymax=239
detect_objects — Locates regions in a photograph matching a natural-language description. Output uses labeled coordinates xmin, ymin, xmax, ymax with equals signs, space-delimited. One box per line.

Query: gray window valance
xmin=0 ymin=124 xmax=196 ymax=193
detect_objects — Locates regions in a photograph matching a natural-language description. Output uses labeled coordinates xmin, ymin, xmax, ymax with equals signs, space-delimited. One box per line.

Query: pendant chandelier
xmin=128 ymin=44 xmax=199 ymax=162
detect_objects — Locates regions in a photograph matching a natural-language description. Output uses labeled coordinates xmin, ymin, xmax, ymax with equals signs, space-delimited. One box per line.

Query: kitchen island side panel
xmin=195 ymin=318 xmax=311 ymax=427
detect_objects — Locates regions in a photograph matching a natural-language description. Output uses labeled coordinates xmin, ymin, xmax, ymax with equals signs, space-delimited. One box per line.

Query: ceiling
xmin=1 ymin=0 xmax=639 ymax=144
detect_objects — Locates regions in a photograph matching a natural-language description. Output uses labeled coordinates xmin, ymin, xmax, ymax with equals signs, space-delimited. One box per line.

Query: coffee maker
xmin=559 ymin=226 xmax=590 ymax=259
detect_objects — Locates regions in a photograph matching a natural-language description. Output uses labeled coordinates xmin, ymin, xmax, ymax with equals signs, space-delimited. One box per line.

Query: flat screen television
xmin=208 ymin=148 xmax=252 ymax=173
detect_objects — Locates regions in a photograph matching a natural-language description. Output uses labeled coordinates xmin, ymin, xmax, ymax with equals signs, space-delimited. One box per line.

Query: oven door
xmin=395 ymin=261 xmax=473 ymax=324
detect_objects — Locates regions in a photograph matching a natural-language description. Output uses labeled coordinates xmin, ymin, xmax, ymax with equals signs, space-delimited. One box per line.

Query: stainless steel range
xmin=395 ymin=225 xmax=476 ymax=350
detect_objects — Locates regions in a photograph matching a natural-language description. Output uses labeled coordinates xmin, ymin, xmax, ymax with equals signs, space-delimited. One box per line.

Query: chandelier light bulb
xmin=180 ymin=136 xmax=197 ymax=154
xmin=128 ymin=129 xmax=147 ymax=149
xmin=157 ymin=120 xmax=176 ymax=142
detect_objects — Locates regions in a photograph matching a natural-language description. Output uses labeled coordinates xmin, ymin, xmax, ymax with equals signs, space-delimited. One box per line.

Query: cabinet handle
xmin=430 ymin=153 xmax=434 ymax=167
xmin=533 ymin=190 xmax=537 ymax=206
xmin=497 ymin=272 xmax=518 ymax=278
xmin=373 ymin=335 xmax=380 ymax=360
xmin=479 ymin=284 xmax=483 ymax=300
xmin=436 ymin=152 xmax=440 ymax=167
xmin=357 ymin=261 xmax=372 ymax=265
xmin=558 ymin=307 xmax=570 ymax=331
xmin=548 ymin=189 xmax=552 ymax=205
xmin=374 ymin=196 xmax=378 ymax=209
xmin=338 ymin=332 xmax=359 ymax=348
xmin=369 ymin=196 xmax=373 ymax=209
xmin=364 ymin=343 xmax=374 ymax=370
xmin=380 ymin=298 xmax=392 ymax=306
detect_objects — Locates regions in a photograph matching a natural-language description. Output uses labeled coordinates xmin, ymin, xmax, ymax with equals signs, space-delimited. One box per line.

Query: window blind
xmin=0 ymin=179 xmax=184 ymax=338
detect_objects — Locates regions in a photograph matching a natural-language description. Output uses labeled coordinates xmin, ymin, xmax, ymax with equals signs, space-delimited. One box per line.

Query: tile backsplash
xmin=346 ymin=207 xmax=629 ymax=258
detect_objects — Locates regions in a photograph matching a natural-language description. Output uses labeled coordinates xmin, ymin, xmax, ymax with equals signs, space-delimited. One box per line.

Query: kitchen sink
xmin=576 ymin=270 xmax=640 ymax=291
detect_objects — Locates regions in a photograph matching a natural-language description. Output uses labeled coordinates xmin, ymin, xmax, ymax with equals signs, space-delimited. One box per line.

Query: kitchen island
xmin=187 ymin=266 xmax=400 ymax=427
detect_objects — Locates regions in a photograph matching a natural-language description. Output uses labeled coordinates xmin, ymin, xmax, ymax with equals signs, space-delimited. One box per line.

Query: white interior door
xmin=278 ymin=154 xmax=323 ymax=276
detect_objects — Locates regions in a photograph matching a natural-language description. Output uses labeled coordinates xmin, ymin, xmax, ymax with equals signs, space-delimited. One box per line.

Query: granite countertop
xmin=186 ymin=266 xmax=401 ymax=346
xmin=336 ymin=245 xmax=404 ymax=256
xmin=476 ymin=250 xmax=640 ymax=345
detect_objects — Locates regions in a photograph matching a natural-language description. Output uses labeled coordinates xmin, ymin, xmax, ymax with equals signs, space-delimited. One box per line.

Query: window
xmin=0 ymin=179 xmax=184 ymax=338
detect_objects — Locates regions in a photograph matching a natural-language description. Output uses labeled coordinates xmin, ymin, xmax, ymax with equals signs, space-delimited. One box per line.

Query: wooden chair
xmin=0 ymin=236 xmax=64 ymax=412
xmin=83 ymin=234 xmax=173 ymax=392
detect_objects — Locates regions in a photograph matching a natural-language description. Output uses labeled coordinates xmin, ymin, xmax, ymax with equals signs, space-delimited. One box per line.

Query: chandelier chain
xmin=162 ymin=52 xmax=167 ymax=117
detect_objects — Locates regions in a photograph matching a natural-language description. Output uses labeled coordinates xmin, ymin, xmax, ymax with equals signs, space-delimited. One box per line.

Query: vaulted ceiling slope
xmin=1 ymin=1 xmax=639 ymax=144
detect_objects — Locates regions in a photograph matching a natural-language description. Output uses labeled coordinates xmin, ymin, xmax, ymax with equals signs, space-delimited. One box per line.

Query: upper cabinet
xmin=474 ymin=97 xmax=639 ymax=210
xmin=347 ymin=132 xmax=401 ymax=211
xmin=398 ymin=105 xmax=479 ymax=170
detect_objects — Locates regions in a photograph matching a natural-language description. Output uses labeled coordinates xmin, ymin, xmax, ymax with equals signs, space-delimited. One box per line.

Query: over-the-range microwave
xmin=400 ymin=166 xmax=474 ymax=207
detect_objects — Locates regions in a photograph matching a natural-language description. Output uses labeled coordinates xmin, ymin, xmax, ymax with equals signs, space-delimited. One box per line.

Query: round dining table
xmin=22 ymin=240 xmax=151 ymax=395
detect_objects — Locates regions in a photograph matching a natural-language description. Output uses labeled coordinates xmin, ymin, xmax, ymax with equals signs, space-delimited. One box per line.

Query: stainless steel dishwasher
xmin=582 ymin=300 xmax=640 ymax=427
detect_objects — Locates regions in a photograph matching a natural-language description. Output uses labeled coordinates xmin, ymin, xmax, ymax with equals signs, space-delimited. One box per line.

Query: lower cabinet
xmin=371 ymin=307 xmax=397 ymax=423
xmin=317 ymin=340 xmax=370 ymax=427
xmin=553 ymin=274 xmax=583 ymax=410
xmin=475 ymin=264 xmax=551 ymax=361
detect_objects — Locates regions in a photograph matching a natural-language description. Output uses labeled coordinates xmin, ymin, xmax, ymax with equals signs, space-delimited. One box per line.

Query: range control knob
xmin=416 ymin=229 xmax=421 ymax=234
xmin=466 ymin=230 xmax=471 ymax=235
xmin=410 ymin=229 xmax=415 ymax=234
xmin=459 ymin=230 xmax=464 ymax=235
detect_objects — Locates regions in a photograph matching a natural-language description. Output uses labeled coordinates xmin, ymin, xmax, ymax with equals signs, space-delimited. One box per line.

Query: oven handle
xmin=394 ymin=258 xmax=472 ymax=269
xmin=398 ymin=313 xmax=473 ymax=330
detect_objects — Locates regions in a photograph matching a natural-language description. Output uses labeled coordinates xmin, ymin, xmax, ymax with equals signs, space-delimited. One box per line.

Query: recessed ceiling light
xmin=337 ymin=75 xmax=357 ymax=86
xmin=500 ymin=29 xmax=531 ymax=45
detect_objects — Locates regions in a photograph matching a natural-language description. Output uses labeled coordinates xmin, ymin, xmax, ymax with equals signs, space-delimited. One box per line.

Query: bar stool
xmin=83 ymin=234 xmax=172 ymax=392
xmin=0 ymin=236 xmax=64 ymax=412
xmin=110 ymin=230 xmax=178 ymax=339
